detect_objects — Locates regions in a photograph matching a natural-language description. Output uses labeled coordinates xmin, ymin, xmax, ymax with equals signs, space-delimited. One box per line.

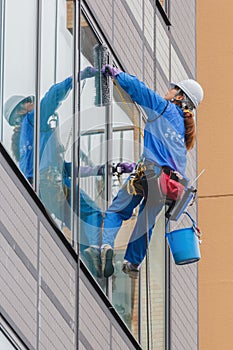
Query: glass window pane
xmin=113 ymin=81 xmax=141 ymax=163
xmin=2 ymin=0 xmax=37 ymax=168
xmin=79 ymin=14 xmax=105 ymax=281
xmin=39 ymin=0 xmax=73 ymax=242
xmin=111 ymin=82 xmax=141 ymax=336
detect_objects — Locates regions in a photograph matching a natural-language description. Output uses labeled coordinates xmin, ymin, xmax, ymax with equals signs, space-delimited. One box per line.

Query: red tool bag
xmin=159 ymin=169 xmax=186 ymax=201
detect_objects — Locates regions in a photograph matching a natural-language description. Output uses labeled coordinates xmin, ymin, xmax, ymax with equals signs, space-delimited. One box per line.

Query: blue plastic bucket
xmin=166 ymin=212 xmax=201 ymax=265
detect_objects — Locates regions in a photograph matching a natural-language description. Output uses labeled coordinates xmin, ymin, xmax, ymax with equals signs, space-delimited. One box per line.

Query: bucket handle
xmin=184 ymin=211 xmax=202 ymax=240
xmin=166 ymin=211 xmax=202 ymax=241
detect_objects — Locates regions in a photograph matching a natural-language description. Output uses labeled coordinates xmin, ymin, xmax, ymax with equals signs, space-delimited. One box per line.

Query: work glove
xmin=101 ymin=64 xmax=122 ymax=78
xmin=115 ymin=162 xmax=137 ymax=174
xmin=80 ymin=66 xmax=98 ymax=80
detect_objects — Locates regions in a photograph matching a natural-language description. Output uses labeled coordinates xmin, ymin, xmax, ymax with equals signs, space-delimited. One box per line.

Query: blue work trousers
xmin=102 ymin=174 xmax=164 ymax=265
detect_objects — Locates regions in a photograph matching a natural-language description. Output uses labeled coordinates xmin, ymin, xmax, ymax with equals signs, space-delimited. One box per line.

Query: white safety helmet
xmin=4 ymin=95 xmax=34 ymax=126
xmin=171 ymin=79 xmax=204 ymax=109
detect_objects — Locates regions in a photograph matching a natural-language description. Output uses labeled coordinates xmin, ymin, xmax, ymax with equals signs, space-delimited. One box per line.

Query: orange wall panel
xmin=197 ymin=0 xmax=233 ymax=349
xmin=198 ymin=198 xmax=233 ymax=349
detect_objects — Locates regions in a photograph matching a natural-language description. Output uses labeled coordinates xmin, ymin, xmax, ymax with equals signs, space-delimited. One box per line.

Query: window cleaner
xmin=99 ymin=64 xmax=204 ymax=278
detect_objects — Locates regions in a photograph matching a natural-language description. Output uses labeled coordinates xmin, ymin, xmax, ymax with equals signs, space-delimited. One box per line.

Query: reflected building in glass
xmin=0 ymin=1 xmax=199 ymax=349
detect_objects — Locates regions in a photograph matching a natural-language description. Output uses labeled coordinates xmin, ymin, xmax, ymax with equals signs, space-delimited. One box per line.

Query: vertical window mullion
xmin=34 ymin=0 xmax=42 ymax=194
xmin=73 ymin=3 xmax=81 ymax=350
xmin=71 ymin=0 xmax=81 ymax=252
xmin=105 ymin=53 xmax=113 ymax=300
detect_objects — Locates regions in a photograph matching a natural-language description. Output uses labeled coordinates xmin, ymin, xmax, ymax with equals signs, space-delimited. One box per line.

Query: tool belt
xmin=127 ymin=162 xmax=147 ymax=196
xmin=126 ymin=160 xmax=162 ymax=196
xmin=126 ymin=160 xmax=187 ymax=201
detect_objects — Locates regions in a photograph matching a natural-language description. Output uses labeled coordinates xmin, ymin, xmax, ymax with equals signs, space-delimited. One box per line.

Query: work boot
xmin=122 ymin=260 xmax=139 ymax=279
xmin=83 ymin=246 xmax=102 ymax=278
xmin=101 ymin=244 xmax=114 ymax=278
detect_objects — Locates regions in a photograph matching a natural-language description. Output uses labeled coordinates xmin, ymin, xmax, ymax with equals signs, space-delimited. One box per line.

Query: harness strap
xmin=147 ymin=100 xmax=169 ymax=123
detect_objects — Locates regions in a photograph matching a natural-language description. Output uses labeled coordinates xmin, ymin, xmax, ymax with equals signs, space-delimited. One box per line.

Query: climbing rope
xmin=145 ymin=207 xmax=154 ymax=350
xmin=113 ymin=79 xmax=144 ymax=139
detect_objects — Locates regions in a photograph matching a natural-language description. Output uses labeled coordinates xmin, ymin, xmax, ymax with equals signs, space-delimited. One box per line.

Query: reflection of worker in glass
xmin=100 ymin=65 xmax=204 ymax=279
xmin=4 ymin=67 xmax=104 ymax=277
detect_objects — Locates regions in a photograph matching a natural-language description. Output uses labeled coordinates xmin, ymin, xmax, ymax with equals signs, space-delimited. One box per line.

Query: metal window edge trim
xmin=156 ymin=0 xmax=171 ymax=26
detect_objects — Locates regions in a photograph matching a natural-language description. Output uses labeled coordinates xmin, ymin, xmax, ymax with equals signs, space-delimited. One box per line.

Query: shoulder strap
xmin=147 ymin=100 xmax=169 ymax=123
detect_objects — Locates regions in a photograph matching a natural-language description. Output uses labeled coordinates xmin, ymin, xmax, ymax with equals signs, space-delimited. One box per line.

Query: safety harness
xmin=126 ymin=159 xmax=188 ymax=201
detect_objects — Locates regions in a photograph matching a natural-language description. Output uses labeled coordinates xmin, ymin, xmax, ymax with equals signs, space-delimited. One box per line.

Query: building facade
xmin=197 ymin=0 xmax=233 ymax=349
xmin=1 ymin=1 xmax=199 ymax=349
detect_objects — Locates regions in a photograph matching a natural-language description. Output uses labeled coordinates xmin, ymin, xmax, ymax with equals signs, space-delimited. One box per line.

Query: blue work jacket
xmin=19 ymin=77 xmax=72 ymax=180
xmin=117 ymin=72 xmax=188 ymax=179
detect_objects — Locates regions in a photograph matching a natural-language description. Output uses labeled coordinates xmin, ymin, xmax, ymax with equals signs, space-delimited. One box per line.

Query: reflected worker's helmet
xmin=4 ymin=95 xmax=34 ymax=126
xmin=171 ymin=79 xmax=204 ymax=108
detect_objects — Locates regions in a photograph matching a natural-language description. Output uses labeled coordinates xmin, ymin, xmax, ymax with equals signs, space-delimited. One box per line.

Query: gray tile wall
xmin=170 ymin=263 xmax=198 ymax=350
xmin=114 ymin=2 xmax=143 ymax=77
xmin=170 ymin=0 xmax=198 ymax=346
xmin=80 ymin=271 xmax=139 ymax=350
xmin=170 ymin=0 xmax=196 ymax=76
